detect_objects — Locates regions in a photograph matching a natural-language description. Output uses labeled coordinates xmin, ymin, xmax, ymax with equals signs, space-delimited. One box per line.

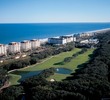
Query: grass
xmin=47 ymin=49 xmax=94 ymax=81
xmin=9 ymin=74 xmax=21 ymax=85
xmin=9 ymin=48 xmax=94 ymax=85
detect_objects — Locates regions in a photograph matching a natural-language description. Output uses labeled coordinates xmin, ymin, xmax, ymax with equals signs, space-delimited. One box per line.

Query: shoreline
xmin=1 ymin=28 xmax=110 ymax=45
xmin=83 ymin=28 xmax=110 ymax=33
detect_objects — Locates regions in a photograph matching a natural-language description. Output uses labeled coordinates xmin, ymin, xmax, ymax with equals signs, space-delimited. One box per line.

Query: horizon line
xmin=0 ymin=22 xmax=110 ymax=24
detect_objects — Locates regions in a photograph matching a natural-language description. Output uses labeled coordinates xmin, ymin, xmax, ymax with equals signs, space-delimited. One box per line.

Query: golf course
xmin=9 ymin=48 xmax=94 ymax=85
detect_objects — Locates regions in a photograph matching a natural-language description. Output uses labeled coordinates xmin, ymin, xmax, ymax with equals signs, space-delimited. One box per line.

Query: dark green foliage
xmin=30 ymin=57 xmax=38 ymax=65
xmin=64 ymin=57 xmax=72 ymax=63
xmin=0 ymin=85 xmax=24 ymax=100
xmin=0 ymin=68 xmax=8 ymax=88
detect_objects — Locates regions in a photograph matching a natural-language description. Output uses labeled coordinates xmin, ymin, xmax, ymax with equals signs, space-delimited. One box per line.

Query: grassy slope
xmin=9 ymin=48 xmax=94 ymax=84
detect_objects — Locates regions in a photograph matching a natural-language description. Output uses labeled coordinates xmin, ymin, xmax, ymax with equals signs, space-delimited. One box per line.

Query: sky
xmin=0 ymin=0 xmax=110 ymax=23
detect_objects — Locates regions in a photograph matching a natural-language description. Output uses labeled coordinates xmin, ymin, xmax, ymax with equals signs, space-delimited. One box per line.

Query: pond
xmin=19 ymin=70 xmax=42 ymax=81
xmin=56 ymin=68 xmax=72 ymax=74
xmin=18 ymin=68 xmax=72 ymax=81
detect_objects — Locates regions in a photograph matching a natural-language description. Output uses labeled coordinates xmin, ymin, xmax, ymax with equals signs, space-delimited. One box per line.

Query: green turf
xmin=9 ymin=74 xmax=21 ymax=85
xmin=17 ymin=48 xmax=81 ymax=72
xmin=9 ymin=48 xmax=94 ymax=84
xmin=47 ymin=49 xmax=94 ymax=81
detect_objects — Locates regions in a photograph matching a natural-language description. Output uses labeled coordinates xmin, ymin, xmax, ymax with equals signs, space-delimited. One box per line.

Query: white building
xmin=48 ymin=35 xmax=74 ymax=45
xmin=89 ymin=39 xmax=99 ymax=44
xmin=80 ymin=39 xmax=99 ymax=44
xmin=8 ymin=42 xmax=20 ymax=54
xmin=48 ymin=37 xmax=67 ymax=45
xmin=0 ymin=44 xmax=7 ymax=56
xmin=60 ymin=36 xmax=74 ymax=43
xmin=30 ymin=39 xmax=40 ymax=49
xmin=73 ymin=37 xmax=76 ymax=42
xmin=80 ymin=40 xmax=89 ymax=44
xmin=21 ymin=40 xmax=31 ymax=51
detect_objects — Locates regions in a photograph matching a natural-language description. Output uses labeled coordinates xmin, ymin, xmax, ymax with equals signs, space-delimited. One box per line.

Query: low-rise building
xmin=21 ymin=40 xmax=31 ymax=51
xmin=60 ymin=36 xmax=74 ymax=43
xmin=30 ymin=39 xmax=40 ymax=49
xmin=89 ymin=39 xmax=99 ymax=44
xmin=8 ymin=42 xmax=20 ymax=54
xmin=48 ymin=35 xmax=74 ymax=45
xmin=80 ymin=40 xmax=89 ymax=44
xmin=80 ymin=39 xmax=99 ymax=44
xmin=0 ymin=44 xmax=7 ymax=56
xmin=48 ymin=37 xmax=67 ymax=45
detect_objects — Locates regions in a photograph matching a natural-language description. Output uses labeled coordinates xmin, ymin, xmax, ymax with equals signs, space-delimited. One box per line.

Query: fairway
xmin=9 ymin=48 xmax=94 ymax=84
xmin=47 ymin=48 xmax=94 ymax=81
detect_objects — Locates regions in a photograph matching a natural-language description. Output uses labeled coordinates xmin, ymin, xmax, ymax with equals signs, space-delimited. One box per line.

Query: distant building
xmin=60 ymin=36 xmax=74 ymax=43
xmin=80 ymin=39 xmax=99 ymax=44
xmin=80 ymin=32 xmax=94 ymax=37
xmin=8 ymin=42 xmax=20 ymax=54
xmin=80 ymin=40 xmax=89 ymax=44
xmin=73 ymin=37 xmax=76 ymax=42
xmin=30 ymin=39 xmax=40 ymax=49
xmin=48 ymin=35 xmax=74 ymax=45
xmin=89 ymin=39 xmax=99 ymax=44
xmin=0 ymin=44 xmax=7 ymax=56
xmin=21 ymin=40 xmax=31 ymax=51
xmin=48 ymin=37 xmax=67 ymax=45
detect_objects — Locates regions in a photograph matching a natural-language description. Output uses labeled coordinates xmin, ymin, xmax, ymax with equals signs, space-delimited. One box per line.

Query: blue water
xmin=0 ymin=23 xmax=110 ymax=44
xmin=56 ymin=68 xmax=72 ymax=74
xmin=18 ymin=68 xmax=72 ymax=81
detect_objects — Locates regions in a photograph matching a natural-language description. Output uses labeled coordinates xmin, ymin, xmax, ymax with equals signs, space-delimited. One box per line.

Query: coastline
xmin=39 ymin=28 xmax=110 ymax=44
xmin=83 ymin=28 xmax=110 ymax=34
xmin=1 ymin=27 xmax=110 ymax=46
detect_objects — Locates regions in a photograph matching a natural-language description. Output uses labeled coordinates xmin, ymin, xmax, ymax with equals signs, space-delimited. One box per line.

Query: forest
xmin=1 ymin=31 xmax=110 ymax=100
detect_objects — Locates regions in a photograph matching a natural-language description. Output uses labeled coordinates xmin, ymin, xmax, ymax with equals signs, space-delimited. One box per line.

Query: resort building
xmin=60 ymin=36 xmax=74 ymax=43
xmin=48 ymin=35 xmax=74 ymax=45
xmin=89 ymin=39 xmax=99 ymax=44
xmin=8 ymin=42 xmax=20 ymax=54
xmin=0 ymin=44 xmax=7 ymax=56
xmin=79 ymin=32 xmax=94 ymax=37
xmin=21 ymin=40 xmax=31 ymax=51
xmin=48 ymin=37 xmax=67 ymax=45
xmin=80 ymin=39 xmax=99 ymax=44
xmin=30 ymin=39 xmax=40 ymax=49
xmin=80 ymin=40 xmax=89 ymax=44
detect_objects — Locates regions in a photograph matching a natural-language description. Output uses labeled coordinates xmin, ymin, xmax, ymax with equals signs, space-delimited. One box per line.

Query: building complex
xmin=48 ymin=35 xmax=76 ymax=45
xmin=0 ymin=39 xmax=40 ymax=56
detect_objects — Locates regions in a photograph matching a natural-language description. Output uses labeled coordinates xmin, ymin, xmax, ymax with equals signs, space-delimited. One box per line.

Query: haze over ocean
xmin=0 ymin=23 xmax=110 ymax=44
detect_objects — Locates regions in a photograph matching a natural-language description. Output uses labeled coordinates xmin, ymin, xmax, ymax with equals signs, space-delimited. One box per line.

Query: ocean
xmin=0 ymin=23 xmax=110 ymax=44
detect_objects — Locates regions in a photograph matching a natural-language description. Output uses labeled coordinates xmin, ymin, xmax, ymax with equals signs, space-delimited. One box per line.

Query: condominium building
xmin=8 ymin=42 xmax=20 ymax=54
xmin=0 ymin=44 xmax=7 ymax=56
xmin=21 ymin=40 xmax=31 ymax=51
xmin=30 ymin=39 xmax=40 ymax=49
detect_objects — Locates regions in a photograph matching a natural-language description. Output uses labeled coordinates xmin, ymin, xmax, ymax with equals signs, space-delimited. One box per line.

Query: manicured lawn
xmin=17 ymin=48 xmax=81 ymax=72
xmin=9 ymin=74 xmax=21 ymax=85
xmin=9 ymin=48 xmax=94 ymax=84
xmin=47 ymin=49 xmax=94 ymax=81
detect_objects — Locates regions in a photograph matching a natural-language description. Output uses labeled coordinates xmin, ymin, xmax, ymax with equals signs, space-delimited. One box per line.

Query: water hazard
xmin=18 ymin=68 xmax=72 ymax=81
